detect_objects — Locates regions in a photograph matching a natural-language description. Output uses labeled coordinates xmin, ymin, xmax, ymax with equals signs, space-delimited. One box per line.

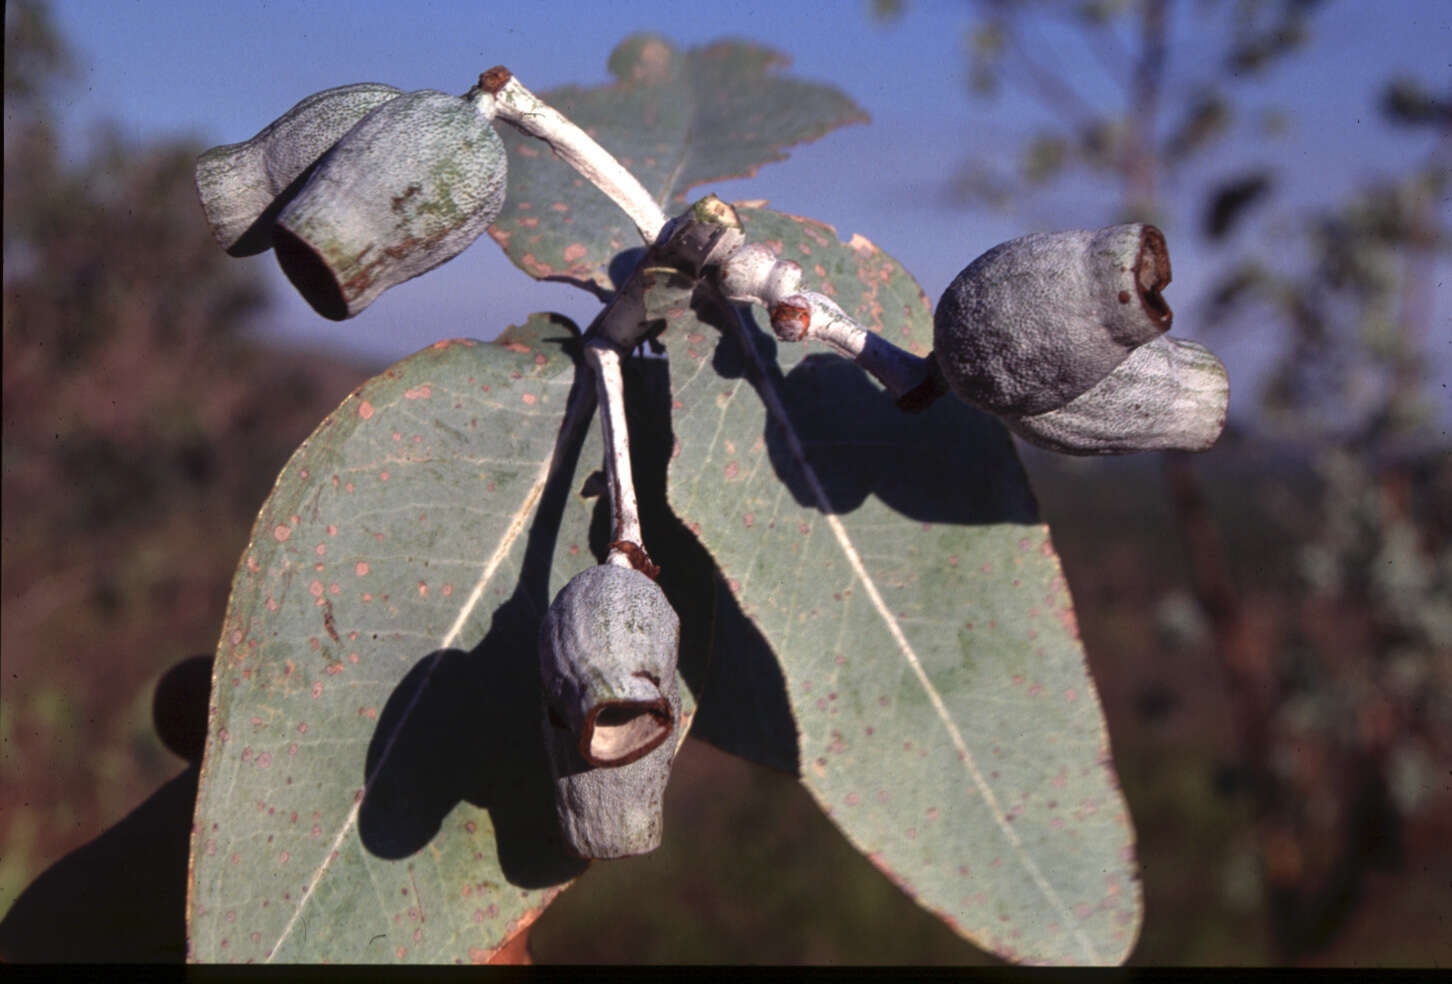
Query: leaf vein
xmin=263 ymin=441 xmax=556 ymax=961
xmin=723 ymin=308 xmax=1101 ymax=964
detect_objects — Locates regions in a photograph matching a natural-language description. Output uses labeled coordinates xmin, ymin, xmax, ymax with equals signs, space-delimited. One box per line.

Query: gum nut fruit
xmin=195 ymin=83 xmax=404 ymax=256
xmin=272 ymin=89 xmax=507 ymax=320
xmin=934 ymin=224 xmax=1173 ymax=418
xmin=1006 ymin=336 xmax=1229 ymax=455
xmin=538 ymin=564 xmax=681 ymax=768
xmin=547 ymin=721 xmax=680 ymax=859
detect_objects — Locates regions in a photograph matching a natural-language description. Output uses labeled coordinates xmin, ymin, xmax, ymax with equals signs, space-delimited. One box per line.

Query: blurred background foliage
xmin=1 ymin=0 xmax=373 ymax=951
xmin=2 ymin=0 xmax=1449 ymax=965
xmin=921 ymin=0 xmax=1452 ymax=965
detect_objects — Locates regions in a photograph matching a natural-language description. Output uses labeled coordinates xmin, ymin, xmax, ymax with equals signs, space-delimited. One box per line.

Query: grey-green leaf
xmin=661 ymin=205 xmax=1142 ymax=965
xmin=187 ymin=316 xmax=693 ymax=964
xmin=489 ymin=35 xmax=868 ymax=292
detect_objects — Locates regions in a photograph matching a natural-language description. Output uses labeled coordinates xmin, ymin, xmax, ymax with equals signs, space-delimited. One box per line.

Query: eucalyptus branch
xmin=586 ymin=196 xmax=744 ymax=352
xmin=714 ymin=241 xmax=942 ymax=407
xmin=573 ymin=199 xmax=754 ymax=580
xmin=470 ymin=67 xmax=668 ymax=244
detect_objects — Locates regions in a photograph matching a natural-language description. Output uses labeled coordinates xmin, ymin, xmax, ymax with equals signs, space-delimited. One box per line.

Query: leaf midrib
xmin=259 ymin=362 xmax=593 ymax=961
xmin=709 ymin=302 xmax=1103 ymax=965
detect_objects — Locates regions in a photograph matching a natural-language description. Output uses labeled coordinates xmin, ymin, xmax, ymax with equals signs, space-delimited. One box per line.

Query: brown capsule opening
xmin=769 ymin=299 xmax=811 ymax=342
xmin=479 ymin=66 xmax=513 ymax=94
xmin=273 ymin=226 xmax=351 ymax=321
xmin=580 ymin=699 xmax=673 ymax=768
xmin=1135 ymin=225 xmax=1173 ymax=328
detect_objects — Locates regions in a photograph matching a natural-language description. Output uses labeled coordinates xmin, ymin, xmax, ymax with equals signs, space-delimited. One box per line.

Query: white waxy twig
xmin=715 ymin=242 xmax=936 ymax=403
xmin=584 ymin=340 xmax=654 ymax=576
xmin=470 ymin=67 xmax=668 ymax=245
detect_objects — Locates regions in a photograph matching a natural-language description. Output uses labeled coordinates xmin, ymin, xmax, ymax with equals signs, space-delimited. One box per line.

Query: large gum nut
xmin=272 ymin=89 xmax=508 ymax=321
xmin=934 ymin=224 xmax=1172 ymax=417
xmin=195 ymin=83 xmax=404 ymax=256
xmin=539 ymin=564 xmax=682 ymax=859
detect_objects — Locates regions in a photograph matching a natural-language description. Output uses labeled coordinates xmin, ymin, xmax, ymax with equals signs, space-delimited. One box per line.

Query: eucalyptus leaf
xmin=489 ymin=35 xmax=868 ymax=292
xmin=660 ymin=205 xmax=1142 ymax=965
xmin=188 ymin=315 xmax=695 ymax=963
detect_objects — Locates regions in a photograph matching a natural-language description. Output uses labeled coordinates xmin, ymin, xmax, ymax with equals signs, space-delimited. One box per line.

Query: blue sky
xmin=41 ymin=0 xmax=1452 ymax=425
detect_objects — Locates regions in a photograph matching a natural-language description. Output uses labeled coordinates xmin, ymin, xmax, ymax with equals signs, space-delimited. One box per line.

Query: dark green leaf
xmin=660 ymin=205 xmax=1142 ymax=965
xmin=489 ymin=35 xmax=868 ymax=292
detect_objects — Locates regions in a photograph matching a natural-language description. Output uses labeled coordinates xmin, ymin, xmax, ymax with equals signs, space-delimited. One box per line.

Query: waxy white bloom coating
xmin=717 ymin=242 xmax=803 ymax=308
xmin=1007 ymin=336 xmax=1229 ymax=455
xmin=273 ymin=90 xmax=508 ymax=320
xmin=935 ymin=224 xmax=1228 ymax=453
xmin=195 ymin=83 xmax=404 ymax=256
xmin=935 ymin=224 xmax=1172 ymax=417
xmin=539 ymin=564 xmax=682 ymax=859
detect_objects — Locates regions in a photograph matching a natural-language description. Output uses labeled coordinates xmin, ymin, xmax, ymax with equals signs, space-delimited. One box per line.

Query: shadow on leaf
xmin=765 ymin=353 xmax=1038 ymax=524
xmin=358 ymin=632 xmax=585 ymax=887
xmin=702 ymin=296 xmax=1038 ymax=525
xmin=623 ymin=352 xmax=801 ymax=777
xmin=358 ymin=358 xmax=600 ymax=889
